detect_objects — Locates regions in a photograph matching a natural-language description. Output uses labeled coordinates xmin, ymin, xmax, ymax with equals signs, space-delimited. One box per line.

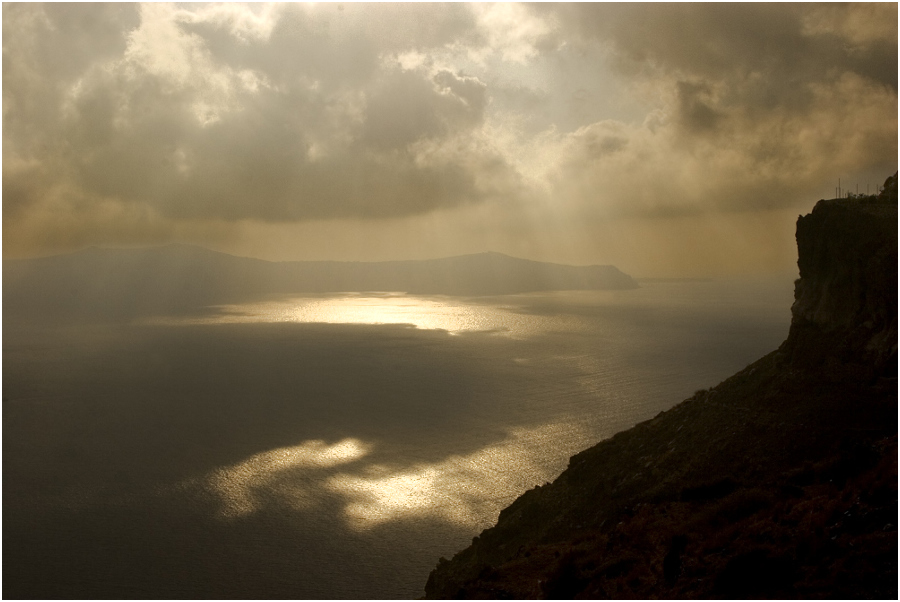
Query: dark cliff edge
xmin=425 ymin=188 xmax=897 ymax=598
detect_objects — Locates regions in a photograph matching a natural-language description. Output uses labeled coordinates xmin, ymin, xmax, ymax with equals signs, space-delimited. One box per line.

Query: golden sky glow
xmin=3 ymin=3 xmax=897 ymax=276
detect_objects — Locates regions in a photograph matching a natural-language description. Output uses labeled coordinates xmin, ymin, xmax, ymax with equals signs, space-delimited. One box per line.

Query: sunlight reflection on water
xmin=201 ymin=422 xmax=587 ymax=530
xmin=147 ymin=292 xmax=562 ymax=336
xmin=204 ymin=439 xmax=370 ymax=518
xmin=164 ymin=284 xmax=793 ymax=531
xmin=329 ymin=422 xmax=587 ymax=530
xmin=6 ymin=280 xmax=796 ymax=598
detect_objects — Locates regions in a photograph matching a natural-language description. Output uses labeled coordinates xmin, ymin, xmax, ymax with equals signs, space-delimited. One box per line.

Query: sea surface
xmin=3 ymin=278 xmax=794 ymax=598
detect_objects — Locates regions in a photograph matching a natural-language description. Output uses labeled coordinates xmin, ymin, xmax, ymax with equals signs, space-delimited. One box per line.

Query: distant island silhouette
xmin=4 ymin=248 xmax=637 ymax=322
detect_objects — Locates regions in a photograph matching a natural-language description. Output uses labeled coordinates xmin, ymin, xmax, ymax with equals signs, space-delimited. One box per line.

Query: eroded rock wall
xmin=784 ymin=197 xmax=897 ymax=376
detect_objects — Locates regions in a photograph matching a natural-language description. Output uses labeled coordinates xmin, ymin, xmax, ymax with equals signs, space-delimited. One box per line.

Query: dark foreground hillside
xmin=426 ymin=191 xmax=898 ymax=599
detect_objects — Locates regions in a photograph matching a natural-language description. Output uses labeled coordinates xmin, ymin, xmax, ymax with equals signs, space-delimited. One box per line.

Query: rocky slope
xmin=425 ymin=189 xmax=897 ymax=599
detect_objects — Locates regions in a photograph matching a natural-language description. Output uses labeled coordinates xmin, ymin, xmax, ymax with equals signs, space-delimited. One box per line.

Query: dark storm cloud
xmin=674 ymin=81 xmax=721 ymax=134
xmin=182 ymin=3 xmax=480 ymax=81
xmin=533 ymin=2 xmax=898 ymax=219
xmin=3 ymin=3 xmax=515 ymax=227
xmin=63 ymin=63 xmax=499 ymax=221
xmin=2 ymin=3 xmax=140 ymax=215
xmin=536 ymin=3 xmax=897 ymax=129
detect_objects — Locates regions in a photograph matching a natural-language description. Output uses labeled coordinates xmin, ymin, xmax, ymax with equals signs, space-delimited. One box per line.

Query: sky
xmin=3 ymin=3 xmax=897 ymax=277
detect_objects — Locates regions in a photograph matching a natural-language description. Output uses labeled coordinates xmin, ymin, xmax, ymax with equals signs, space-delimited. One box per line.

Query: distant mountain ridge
xmin=3 ymin=246 xmax=637 ymax=321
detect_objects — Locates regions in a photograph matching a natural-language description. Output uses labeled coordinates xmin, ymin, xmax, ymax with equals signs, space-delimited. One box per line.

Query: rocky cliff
xmin=425 ymin=190 xmax=897 ymax=599
xmin=785 ymin=196 xmax=897 ymax=376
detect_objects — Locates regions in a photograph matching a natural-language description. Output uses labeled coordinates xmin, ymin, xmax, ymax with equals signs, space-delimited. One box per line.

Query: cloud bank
xmin=4 ymin=3 xmax=896 ymax=274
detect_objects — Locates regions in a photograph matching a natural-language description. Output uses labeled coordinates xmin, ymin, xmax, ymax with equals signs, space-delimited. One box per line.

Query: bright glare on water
xmin=5 ymin=279 xmax=795 ymax=599
xmin=148 ymin=291 xmax=556 ymax=336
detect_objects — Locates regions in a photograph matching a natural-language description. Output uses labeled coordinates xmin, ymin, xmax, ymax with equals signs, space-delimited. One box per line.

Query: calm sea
xmin=3 ymin=278 xmax=794 ymax=598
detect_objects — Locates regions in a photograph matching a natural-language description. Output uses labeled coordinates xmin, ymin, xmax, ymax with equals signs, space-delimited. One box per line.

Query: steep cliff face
xmin=425 ymin=195 xmax=897 ymax=599
xmin=785 ymin=197 xmax=897 ymax=375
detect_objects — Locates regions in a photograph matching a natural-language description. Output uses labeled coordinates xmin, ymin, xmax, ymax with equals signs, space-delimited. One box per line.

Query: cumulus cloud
xmin=3 ymin=3 xmax=896 ymax=274
xmin=4 ymin=3 xmax=515 ymax=229
xmin=542 ymin=3 xmax=897 ymax=91
xmin=521 ymin=2 xmax=898 ymax=219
